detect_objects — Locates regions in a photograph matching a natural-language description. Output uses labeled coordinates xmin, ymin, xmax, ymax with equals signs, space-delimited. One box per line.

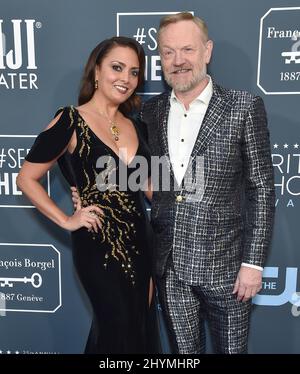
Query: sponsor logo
xmin=0 ymin=19 xmax=41 ymax=90
xmin=0 ymin=243 xmax=61 ymax=313
xmin=254 ymin=266 xmax=299 ymax=306
xmin=0 ymin=135 xmax=50 ymax=208
xmin=257 ymin=7 xmax=300 ymax=94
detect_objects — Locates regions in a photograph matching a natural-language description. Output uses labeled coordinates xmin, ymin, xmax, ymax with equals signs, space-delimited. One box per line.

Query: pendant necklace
xmin=99 ymin=111 xmax=120 ymax=141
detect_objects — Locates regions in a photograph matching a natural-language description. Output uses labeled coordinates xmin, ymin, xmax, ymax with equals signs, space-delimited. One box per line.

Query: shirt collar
xmin=170 ymin=75 xmax=213 ymax=107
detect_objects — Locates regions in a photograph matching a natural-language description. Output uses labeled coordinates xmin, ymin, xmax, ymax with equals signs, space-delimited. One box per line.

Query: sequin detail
xmin=70 ymin=107 xmax=141 ymax=284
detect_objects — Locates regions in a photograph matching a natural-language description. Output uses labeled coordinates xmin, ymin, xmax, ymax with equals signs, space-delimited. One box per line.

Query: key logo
xmin=257 ymin=7 xmax=300 ymax=94
xmin=0 ymin=243 xmax=61 ymax=313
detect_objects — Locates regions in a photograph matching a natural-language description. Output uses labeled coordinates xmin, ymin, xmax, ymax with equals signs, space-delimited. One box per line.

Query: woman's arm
xmin=17 ymin=158 xmax=102 ymax=232
xmin=17 ymin=114 xmax=103 ymax=232
xmin=17 ymin=158 xmax=68 ymax=227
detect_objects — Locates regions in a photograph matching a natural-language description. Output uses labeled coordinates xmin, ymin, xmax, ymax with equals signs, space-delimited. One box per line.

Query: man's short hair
xmin=158 ymin=12 xmax=209 ymax=47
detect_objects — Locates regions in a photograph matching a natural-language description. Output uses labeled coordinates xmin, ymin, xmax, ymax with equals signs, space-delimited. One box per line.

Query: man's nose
xmin=174 ymin=51 xmax=185 ymax=66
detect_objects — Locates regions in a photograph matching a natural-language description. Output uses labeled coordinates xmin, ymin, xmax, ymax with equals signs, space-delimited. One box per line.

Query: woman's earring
xmin=94 ymin=80 xmax=99 ymax=89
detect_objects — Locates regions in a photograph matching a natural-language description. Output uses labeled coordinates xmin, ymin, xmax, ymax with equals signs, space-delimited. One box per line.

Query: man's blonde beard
xmin=163 ymin=66 xmax=207 ymax=93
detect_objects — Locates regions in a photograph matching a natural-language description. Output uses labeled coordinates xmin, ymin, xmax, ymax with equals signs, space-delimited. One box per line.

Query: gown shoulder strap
xmin=25 ymin=106 xmax=77 ymax=163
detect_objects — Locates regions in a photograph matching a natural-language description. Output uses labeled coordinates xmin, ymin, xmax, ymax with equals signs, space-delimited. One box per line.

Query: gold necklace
xmin=99 ymin=111 xmax=120 ymax=141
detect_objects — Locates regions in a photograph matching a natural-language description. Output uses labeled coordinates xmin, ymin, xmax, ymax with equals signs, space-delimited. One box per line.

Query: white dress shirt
xmin=168 ymin=76 xmax=213 ymax=186
xmin=167 ymin=76 xmax=263 ymax=272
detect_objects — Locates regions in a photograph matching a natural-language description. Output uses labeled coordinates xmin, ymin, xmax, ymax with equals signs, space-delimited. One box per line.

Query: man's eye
xmin=163 ymin=51 xmax=173 ymax=57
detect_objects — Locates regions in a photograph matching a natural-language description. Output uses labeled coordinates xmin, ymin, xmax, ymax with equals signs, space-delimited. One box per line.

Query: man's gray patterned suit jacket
xmin=139 ymin=81 xmax=275 ymax=286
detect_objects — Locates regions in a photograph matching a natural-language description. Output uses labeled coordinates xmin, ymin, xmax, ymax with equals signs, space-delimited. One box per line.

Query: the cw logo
xmin=253 ymin=267 xmax=298 ymax=306
xmin=0 ymin=19 xmax=37 ymax=70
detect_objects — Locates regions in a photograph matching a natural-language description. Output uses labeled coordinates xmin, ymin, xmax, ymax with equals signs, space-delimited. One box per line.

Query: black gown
xmin=26 ymin=106 xmax=155 ymax=354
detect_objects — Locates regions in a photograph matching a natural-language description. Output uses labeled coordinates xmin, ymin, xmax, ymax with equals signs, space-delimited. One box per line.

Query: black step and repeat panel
xmin=1 ymin=0 xmax=300 ymax=354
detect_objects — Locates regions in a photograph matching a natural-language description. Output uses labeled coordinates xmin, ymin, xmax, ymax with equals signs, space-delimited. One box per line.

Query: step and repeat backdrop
xmin=0 ymin=0 xmax=300 ymax=354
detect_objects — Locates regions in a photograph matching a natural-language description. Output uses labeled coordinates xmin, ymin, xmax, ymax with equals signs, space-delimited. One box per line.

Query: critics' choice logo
xmin=272 ymin=142 xmax=300 ymax=208
xmin=0 ymin=243 xmax=61 ymax=313
xmin=0 ymin=19 xmax=40 ymax=90
xmin=257 ymin=7 xmax=300 ymax=95
xmin=0 ymin=136 xmax=50 ymax=208
xmin=117 ymin=12 xmax=193 ymax=95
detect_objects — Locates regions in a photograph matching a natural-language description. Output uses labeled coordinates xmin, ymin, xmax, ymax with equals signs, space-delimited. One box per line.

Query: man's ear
xmin=205 ymin=40 xmax=213 ymax=65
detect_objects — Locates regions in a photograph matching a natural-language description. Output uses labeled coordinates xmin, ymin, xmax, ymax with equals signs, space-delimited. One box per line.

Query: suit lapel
xmin=157 ymin=92 xmax=177 ymax=189
xmin=157 ymin=92 xmax=170 ymax=156
xmin=178 ymin=83 xmax=234 ymax=192
xmin=189 ymin=83 xmax=234 ymax=159
xmin=156 ymin=83 xmax=234 ymax=190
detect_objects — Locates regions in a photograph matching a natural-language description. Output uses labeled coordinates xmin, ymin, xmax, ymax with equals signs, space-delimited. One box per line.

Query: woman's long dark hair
xmin=78 ymin=36 xmax=145 ymax=114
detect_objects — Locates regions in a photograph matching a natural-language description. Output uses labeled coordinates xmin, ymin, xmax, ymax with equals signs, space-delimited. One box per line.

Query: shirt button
xmin=184 ymin=114 xmax=187 ymax=117
xmin=181 ymin=139 xmax=184 ymax=142
xmin=176 ymin=195 xmax=183 ymax=202
xmin=181 ymin=164 xmax=184 ymax=167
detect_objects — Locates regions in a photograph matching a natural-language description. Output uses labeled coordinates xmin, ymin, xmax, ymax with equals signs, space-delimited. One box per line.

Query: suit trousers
xmin=157 ymin=261 xmax=252 ymax=354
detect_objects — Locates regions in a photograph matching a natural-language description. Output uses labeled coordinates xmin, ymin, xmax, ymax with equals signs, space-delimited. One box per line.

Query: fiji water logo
xmin=0 ymin=19 xmax=41 ymax=89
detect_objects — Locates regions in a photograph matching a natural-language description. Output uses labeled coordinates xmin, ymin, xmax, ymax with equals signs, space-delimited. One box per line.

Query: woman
xmin=17 ymin=37 xmax=155 ymax=354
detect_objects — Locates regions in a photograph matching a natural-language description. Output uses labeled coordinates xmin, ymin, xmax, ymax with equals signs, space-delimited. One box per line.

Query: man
xmin=138 ymin=12 xmax=275 ymax=354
